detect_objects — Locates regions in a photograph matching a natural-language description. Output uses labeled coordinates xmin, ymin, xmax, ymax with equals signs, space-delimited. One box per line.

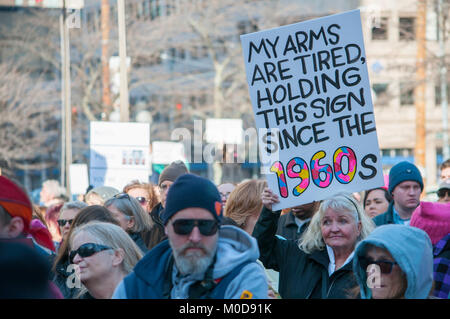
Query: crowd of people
xmin=0 ymin=159 xmax=449 ymax=299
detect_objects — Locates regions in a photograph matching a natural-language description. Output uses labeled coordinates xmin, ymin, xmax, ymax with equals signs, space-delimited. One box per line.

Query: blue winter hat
xmin=161 ymin=174 xmax=222 ymax=225
xmin=388 ymin=161 xmax=423 ymax=194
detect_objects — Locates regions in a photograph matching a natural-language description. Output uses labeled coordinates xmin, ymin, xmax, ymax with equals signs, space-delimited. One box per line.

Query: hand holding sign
xmin=261 ymin=187 xmax=280 ymax=211
xmin=241 ymin=10 xmax=384 ymax=210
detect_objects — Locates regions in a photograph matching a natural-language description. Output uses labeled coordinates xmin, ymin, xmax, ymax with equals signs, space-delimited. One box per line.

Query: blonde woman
xmin=69 ymin=221 xmax=143 ymax=299
xmin=104 ymin=193 xmax=154 ymax=252
xmin=254 ymin=190 xmax=375 ymax=299
xmin=224 ymin=179 xmax=267 ymax=235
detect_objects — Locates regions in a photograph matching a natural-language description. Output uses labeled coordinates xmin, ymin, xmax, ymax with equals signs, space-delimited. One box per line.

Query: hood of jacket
xmin=212 ymin=225 xmax=260 ymax=279
xmin=352 ymin=224 xmax=433 ymax=299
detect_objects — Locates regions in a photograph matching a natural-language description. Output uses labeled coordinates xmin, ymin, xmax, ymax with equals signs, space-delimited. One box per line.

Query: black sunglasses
xmin=57 ymin=219 xmax=74 ymax=227
xmin=69 ymin=243 xmax=112 ymax=264
xmin=437 ymin=189 xmax=450 ymax=198
xmin=359 ymin=256 xmax=398 ymax=274
xmin=172 ymin=219 xmax=219 ymax=236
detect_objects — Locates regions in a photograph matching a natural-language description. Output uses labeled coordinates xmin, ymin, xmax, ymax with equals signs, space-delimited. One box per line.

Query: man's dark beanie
xmin=388 ymin=161 xmax=424 ymax=194
xmin=158 ymin=161 xmax=188 ymax=186
xmin=162 ymin=174 xmax=222 ymax=225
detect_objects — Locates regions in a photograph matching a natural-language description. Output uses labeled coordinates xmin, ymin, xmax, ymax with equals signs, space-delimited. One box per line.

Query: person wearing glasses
xmin=57 ymin=201 xmax=88 ymax=245
xmin=436 ymin=180 xmax=450 ymax=203
xmin=123 ymin=180 xmax=164 ymax=249
xmin=52 ymin=205 xmax=121 ymax=299
xmin=217 ymin=182 xmax=236 ymax=209
xmin=112 ymin=174 xmax=268 ymax=299
xmin=104 ymin=193 xmax=154 ymax=253
xmin=69 ymin=221 xmax=143 ymax=299
xmin=123 ymin=180 xmax=159 ymax=213
xmin=352 ymin=224 xmax=434 ymax=299
xmin=253 ymin=190 xmax=375 ymax=298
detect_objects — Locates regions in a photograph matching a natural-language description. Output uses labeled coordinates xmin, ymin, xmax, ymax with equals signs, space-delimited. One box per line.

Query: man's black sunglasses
xmin=172 ymin=219 xmax=219 ymax=236
xmin=359 ymin=256 xmax=398 ymax=274
xmin=69 ymin=243 xmax=112 ymax=264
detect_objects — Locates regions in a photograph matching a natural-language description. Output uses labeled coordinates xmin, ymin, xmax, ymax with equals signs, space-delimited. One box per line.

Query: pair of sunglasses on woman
xmin=359 ymin=256 xmax=398 ymax=274
xmin=69 ymin=243 xmax=112 ymax=264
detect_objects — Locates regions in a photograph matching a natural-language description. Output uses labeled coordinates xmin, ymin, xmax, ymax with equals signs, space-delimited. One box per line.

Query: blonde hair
xmin=224 ymin=179 xmax=267 ymax=228
xmin=298 ymin=192 xmax=375 ymax=254
xmin=70 ymin=221 xmax=143 ymax=274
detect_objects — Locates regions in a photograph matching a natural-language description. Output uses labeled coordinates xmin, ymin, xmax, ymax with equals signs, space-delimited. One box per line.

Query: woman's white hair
xmin=298 ymin=192 xmax=375 ymax=254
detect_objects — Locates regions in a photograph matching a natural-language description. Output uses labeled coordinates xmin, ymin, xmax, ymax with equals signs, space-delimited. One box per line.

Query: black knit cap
xmin=161 ymin=174 xmax=222 ymax=225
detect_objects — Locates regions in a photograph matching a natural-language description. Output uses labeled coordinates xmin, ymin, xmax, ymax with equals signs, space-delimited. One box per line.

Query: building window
xmin=372 ymin=83 xmax=389 ymax=105
xmin=371 ymin=17 xmax=388 ymax=40
xmin=399 ymin=17 xmax=415 ymax=41
xmin=400 ymin=82 xmax=415 ymax=106
xmin=435 ymin=83 xmax=450 ymax=106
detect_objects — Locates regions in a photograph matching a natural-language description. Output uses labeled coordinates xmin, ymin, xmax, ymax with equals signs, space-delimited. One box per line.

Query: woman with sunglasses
xmin=254 ymin=190 xmax=375 ymax=298
xmin=69 ymin=221 xmax=143 ymax=299
xmin=57 ymin=201 xmax=88 ymax=247
xmin=52 ymin=205 xmax=120 ymax=299
xmin=104 ymin=194 xmax=154 ymax=253
xmin=123 ymin=180 xmax=159 ymax=213
xmin=352 ymin=224 xmax=434 ymax=299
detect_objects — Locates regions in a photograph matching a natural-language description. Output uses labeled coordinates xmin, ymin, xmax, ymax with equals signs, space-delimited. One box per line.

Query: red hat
xmin=410 ymin=201 xmax=450 ymax=245
xmin=0 ymin=176 xmax=32 ymax=233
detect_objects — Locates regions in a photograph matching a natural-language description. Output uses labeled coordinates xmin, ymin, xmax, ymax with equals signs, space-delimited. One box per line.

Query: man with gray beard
xmin=112 ymin=174 xmax=268 ymax=299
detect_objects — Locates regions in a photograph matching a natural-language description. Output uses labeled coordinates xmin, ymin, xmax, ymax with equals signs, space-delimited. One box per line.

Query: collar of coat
xmin=308 ymin=248 xmax=354 ymax=272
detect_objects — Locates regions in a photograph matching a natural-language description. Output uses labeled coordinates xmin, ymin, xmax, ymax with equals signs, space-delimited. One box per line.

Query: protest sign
xmin=205 ymin=119 xmax=244 ymax=145
xmin=151 ymin=141 xmax=186 ymax=164
xmin=241 ymin=9 xmax=384 ymax=210
xmin=90 ymin=121 xmax=150 ymax=190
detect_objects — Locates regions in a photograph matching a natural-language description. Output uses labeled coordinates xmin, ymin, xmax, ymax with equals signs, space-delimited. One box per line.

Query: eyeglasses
xmin=172 ymin=219 xmax=219 ymax=236
xmin=359 ymin=256 xmax=398 ymax=274
xmin=69 ymin=243 xmax=112 ymax=264
xmin=135 ymin=197 xmax=149 ymax=205
xmin=57 ymin=219 xmax=74 ymax=227
xmin=437 ymin=189 xmax=450 ymax=198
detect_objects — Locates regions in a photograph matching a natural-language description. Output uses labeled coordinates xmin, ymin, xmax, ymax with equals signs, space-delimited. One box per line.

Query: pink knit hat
xmin=410 ymin=201 xmax=450 ymax=245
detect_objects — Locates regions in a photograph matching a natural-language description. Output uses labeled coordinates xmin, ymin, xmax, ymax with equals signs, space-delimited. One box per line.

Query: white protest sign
xmin=151 ymin=141 xmax=186 ymax=164
xmin=205 ymin=119 xmax=244 ymax=145
xmin=241 ymin=10 xmax=384 ymax=210
xmin=90 ymin=121 xmax=150 ymax=190
xmin=69 ymin=164 xmax=89 ymax=195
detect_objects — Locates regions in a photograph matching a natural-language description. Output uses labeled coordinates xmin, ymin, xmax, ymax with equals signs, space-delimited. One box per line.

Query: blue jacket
xmin=112 ymin=225 xmax=268 ymax=299
xmin=352 ymin=224 xmax=434 ymax=299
